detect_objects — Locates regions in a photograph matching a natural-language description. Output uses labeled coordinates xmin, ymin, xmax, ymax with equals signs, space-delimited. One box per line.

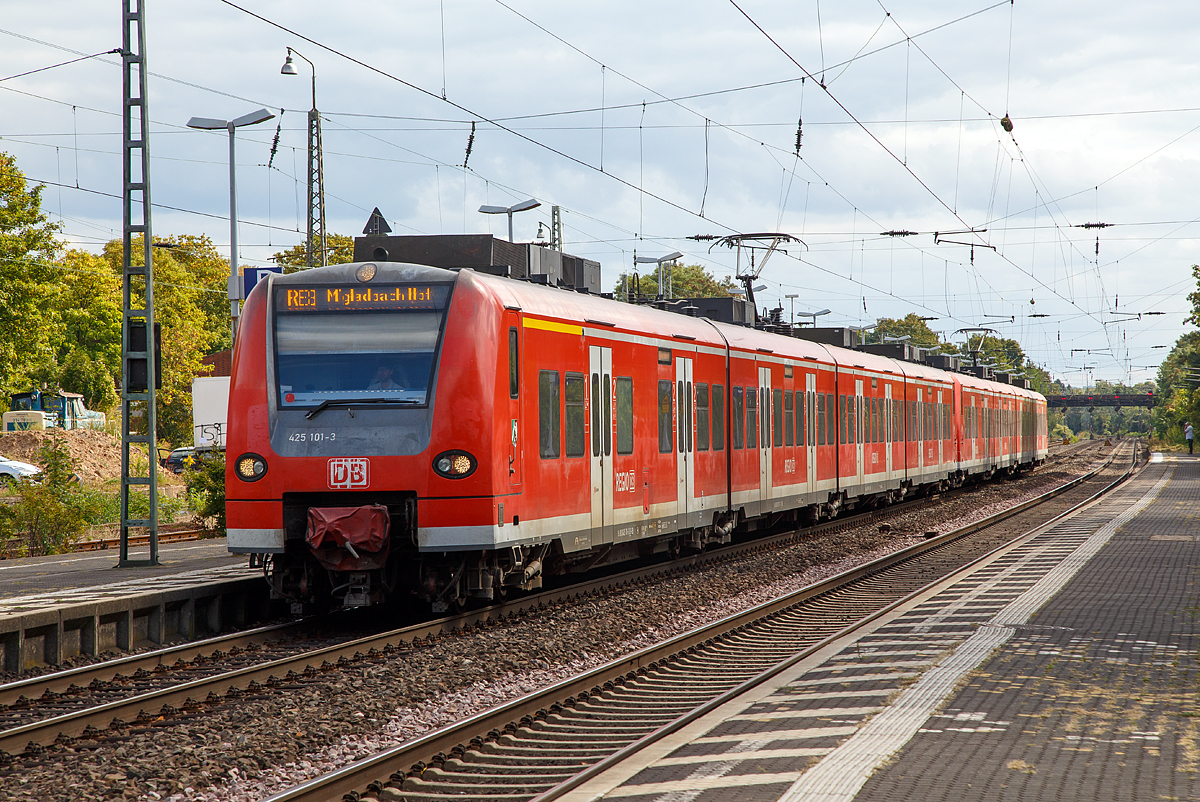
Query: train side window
xmin=784 ymin=390 xmax=794 ymax=446
xmin=696 ymin=383 xmax=710 ymax=451
xmin=825 ymin=393 xmax=835 ymax=445
xmin=565 ymin=373 xmax=586 ymax=457
xmin=871 ymin=398 xmax=877 ymax=443
xmin=866 ymin=398 xmax=873 ymax=444
xmin=603 ymin=374 xmax=612 ymax=456
xmin=817 ymin=393 xmax=826 ymax=446
xmin=746 ymin=387 xmax=758 ymax=448
xmin=678 ymin=380 xmax=686 ymax=453
xmin=538 ymin=370 xmax=560 ymax=459
xmin=591 ymin=374 xmax=601 ymax=457
xmin=658 ymin=380 xmax=673 ymax=454
xmin=839 ymin=395 xmax=847 ymax=444
xmin=874 ymin=398 xmax=881 ymax=443
xmin=616 ymin=377 xmax=633 ymax=455
xmin=508 ymin=328 xmax=519 ymax=398
xmin=761 ymin=389 xmax=770 ymax=449
xmin=685 ymin=381 xmax=693 ymax=453
xmin=774 ymin=389 xmax=784 ymax=447
xmin=732 ymin=386 xmax=744 ymax=449
xmin=801 ymin=390 xmax=809 ymax=446
xmin=712 ymin=385 xmax=724 ymax=450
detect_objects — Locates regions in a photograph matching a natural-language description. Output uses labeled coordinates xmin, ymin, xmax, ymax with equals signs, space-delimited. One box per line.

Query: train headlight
xmin=235 ymin=453 xmax=268 ymax=482
xmin=433 ymin=450 xmax=476 ymax=479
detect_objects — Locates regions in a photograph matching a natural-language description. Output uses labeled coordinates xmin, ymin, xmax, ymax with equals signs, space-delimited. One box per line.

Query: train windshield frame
xmin=271 ymin=283 xmax=453 ymax=410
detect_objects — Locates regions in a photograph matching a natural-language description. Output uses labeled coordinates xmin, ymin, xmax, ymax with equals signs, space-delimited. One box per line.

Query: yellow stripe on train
xmin=524 ymin=317 xmax=583 ymax=336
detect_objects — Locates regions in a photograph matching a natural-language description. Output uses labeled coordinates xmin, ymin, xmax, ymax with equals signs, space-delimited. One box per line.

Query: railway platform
xmin=0 ymin=540 xmax=267 ymax=673
xmin=0 ymin=537 xmax=243 ymax=600
xmin=562 ymin=452 xmax=1196 ymax=802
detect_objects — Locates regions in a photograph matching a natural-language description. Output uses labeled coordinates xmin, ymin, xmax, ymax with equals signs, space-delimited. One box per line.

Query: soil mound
xmin=0 ymin=429 xmax=128 ymax=483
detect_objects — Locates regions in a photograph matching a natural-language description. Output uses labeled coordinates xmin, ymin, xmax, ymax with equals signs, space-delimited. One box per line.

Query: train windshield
xmin=273 ymin=283 xmax=451 ymax=409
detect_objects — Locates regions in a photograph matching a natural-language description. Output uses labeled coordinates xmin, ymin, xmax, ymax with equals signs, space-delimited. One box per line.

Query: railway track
xmin=263 ymin=440 xmax=1141 ymax=802
xmin=0 ymin=527 xmax=210 ymax=559
xmin=0 ymin=441 xmax=1121 ymax=763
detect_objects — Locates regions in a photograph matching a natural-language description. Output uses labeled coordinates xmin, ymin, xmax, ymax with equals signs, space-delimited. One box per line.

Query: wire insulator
xmin=462 ymin=121 xmax=476 ymax=169
xmin=267 ymin=110 xmax=283 ymax=169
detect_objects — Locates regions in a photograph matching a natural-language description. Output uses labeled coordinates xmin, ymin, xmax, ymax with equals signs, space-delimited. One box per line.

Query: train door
xmin=806 ymin=373 xmax=817 ymax=493
xmin=758 ymin=366 xmax=772 ymax=504
xmin=855 ymin=378 xmax=865 ymax=484
xmin=589 ymin=345 xmax=613 ymax=533
xmin=676 ymin=357 xmax=695 ymax=523
xmin=885 ymin=383 xmax=894 ymax=478
xmin=506 ymin=315 xmax=523 ymax=491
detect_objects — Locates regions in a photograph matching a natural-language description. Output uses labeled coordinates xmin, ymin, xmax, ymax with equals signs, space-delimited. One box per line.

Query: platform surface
xmin=564 ymin=452 xmax=1192 ymax=802
xmin=0 ymin=538 xmax=247 ymax=602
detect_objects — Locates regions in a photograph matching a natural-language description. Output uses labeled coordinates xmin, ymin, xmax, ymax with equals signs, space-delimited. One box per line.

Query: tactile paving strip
xmin=591 ymin=457 xmax=1175 ymax=802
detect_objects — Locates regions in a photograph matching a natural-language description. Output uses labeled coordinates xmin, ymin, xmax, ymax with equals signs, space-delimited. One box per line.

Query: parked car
xmin=0 ymin=454 xmax=41 ymax=487
xmin=163 ymin=447 xmax=198 ymax=474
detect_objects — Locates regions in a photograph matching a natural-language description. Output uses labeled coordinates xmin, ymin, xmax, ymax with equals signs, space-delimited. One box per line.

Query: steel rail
xmin=532 ymin=438 xmax=1143 ymax=802
xmin=0 ymin=441 xmax=1122 ymax=758
xmin=2 ymin=438 xmax=1092 ymax=725
xmin=262 ymin=441 xmax=1138 ymax=802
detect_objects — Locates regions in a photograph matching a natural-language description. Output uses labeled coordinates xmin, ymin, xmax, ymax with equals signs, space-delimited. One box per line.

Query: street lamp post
xmin=479 ymin=198 xmax=541 ymax=242
xmin=186 ymin=108 xmax=276 ymax=344
xmin=281 ymin=48 xmax=326 ymax=268
xmin=633 ymin=251 xmax=683 ymax=298
xmin=799 ymin=308 xmax=831 ymax=327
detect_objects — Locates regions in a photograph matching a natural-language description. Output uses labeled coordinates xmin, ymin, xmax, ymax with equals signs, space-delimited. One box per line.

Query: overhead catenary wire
xmin=0 ymin=8 xmax=1174 ymax=380
xmin=726 ymin=0 xmax=1116 ymax=333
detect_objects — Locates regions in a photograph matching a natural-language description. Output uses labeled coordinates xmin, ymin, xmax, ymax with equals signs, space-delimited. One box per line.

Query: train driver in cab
xmin=368 ymin=364 xmax=403 ymax=391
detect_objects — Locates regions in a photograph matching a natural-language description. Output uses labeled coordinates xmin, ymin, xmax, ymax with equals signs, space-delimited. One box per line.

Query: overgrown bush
xmin=184 ymin=451 xmax=226 ymax=533
xmin=1051 ymin=422 xmax=1074 ymax=443
xmin=1 ymin=435 xmax=105 ymax=555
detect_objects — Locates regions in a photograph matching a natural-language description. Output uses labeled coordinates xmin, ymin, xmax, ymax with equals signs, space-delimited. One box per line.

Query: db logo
xmin=328 ymin=458 xmax=369 ymax=489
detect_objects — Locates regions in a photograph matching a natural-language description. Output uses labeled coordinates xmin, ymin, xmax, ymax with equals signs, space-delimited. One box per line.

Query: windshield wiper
xmin=304 ymin=398 xmax=419 ymax=420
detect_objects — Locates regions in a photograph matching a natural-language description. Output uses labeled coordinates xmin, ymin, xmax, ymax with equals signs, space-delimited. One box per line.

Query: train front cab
xmin=225 ymin=262 xmax=520 ymax=613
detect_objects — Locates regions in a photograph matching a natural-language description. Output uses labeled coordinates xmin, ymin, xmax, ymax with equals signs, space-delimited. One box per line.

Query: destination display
xmin=276 ymin=284 xmax=449 ymax=312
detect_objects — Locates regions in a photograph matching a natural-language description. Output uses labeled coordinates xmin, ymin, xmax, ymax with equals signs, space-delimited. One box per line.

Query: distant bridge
xmin=1047 ymin=393 xmax=1154 ymax=410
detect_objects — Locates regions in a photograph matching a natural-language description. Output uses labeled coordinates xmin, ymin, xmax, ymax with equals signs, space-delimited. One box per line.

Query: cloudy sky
xmin=4 ymin=0 xmax=1198 ymax=385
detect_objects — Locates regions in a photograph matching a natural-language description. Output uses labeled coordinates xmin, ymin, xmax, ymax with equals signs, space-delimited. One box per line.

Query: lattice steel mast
xmin=119 ymin=0 xmax=159 ymax=565
xmin=307 ymin=102 xmax=326 ymax=267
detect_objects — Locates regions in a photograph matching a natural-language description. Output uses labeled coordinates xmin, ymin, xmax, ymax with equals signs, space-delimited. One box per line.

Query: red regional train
xmin=225 ymin=261 xmax=1048 ymax=613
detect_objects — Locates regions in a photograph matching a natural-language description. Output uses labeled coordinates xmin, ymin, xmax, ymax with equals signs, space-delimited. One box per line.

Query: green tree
xmin=100 ymin=235 xmax=229 ymax=445
xmin=613 ymin=263 xmax=736 ymax=300
xmin=52 ymin=249 xmax=122 ymax=410
xmin=1186 ymin=264 xmax=1200 ymax=326
xmin=1154 ymin=330 xmax=1200 ymax=440
xmin=271 ymin=233 xmax=356 ymax=272
xmin=862 ymin=314 xmax=942 ymax=348
xmin=0 ymin=152 xmax=62 ymax=406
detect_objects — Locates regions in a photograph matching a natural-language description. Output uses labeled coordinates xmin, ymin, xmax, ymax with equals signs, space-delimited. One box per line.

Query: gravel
xmin=0 ymin=448 xmax=1109 ymax=802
